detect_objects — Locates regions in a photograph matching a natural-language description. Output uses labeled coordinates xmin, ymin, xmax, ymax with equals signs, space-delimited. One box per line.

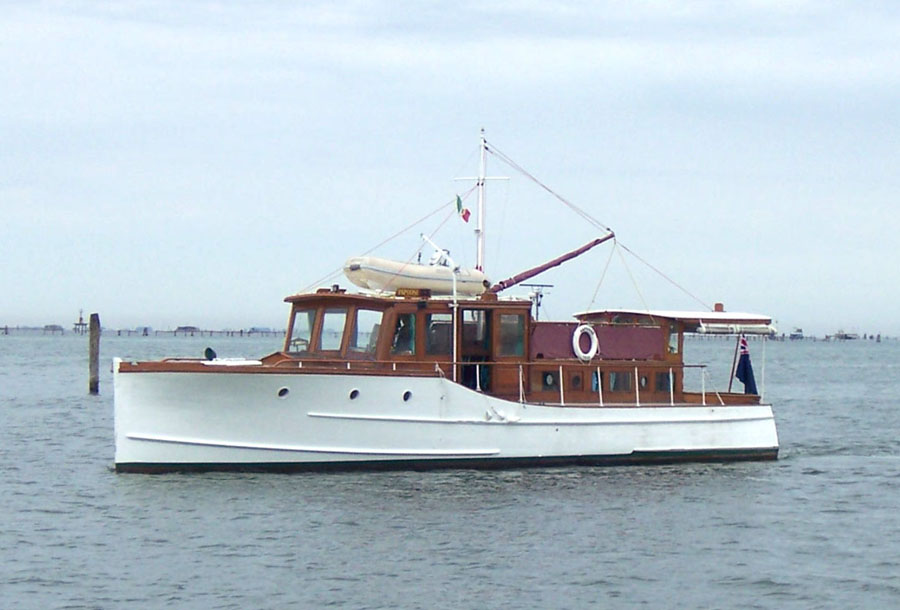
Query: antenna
xmin=521 ymin=283 xmax=552 ymax=320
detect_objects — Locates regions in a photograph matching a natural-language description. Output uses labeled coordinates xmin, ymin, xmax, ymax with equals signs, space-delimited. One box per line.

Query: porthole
xmin=640 ymin=375 xmax=649 ymax=389
xmin=277 ymin=387 xmax=290 ymax=399
xmin=349 ymin=389 xmax=360 ymax=400
xmin=572 ymin=374 xmax=582 ymax=389
xmin=541 ymin=371 xmax=558 ymax=390
xmin=402 ymin=390 xmax=412 ymax=402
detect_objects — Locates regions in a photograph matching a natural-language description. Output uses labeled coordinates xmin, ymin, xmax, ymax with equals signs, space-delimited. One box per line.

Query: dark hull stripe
xmin=116 ymin=447 xmax=778 ymax=474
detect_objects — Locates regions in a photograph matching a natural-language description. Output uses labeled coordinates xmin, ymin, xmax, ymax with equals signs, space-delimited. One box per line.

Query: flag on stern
xmin=456 ymin=195 xmax=471 ymax=223
xmin=735 ymin=334 xmax=758 ymax=395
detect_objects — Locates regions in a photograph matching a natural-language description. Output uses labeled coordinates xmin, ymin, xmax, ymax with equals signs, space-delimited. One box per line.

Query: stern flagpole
xmin=728 ymin=334 xmax=740 ymax=393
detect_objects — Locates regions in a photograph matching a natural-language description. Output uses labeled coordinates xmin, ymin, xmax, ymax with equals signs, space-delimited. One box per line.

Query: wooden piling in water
xmin=89 ymin=313 xmax=100 ymax=395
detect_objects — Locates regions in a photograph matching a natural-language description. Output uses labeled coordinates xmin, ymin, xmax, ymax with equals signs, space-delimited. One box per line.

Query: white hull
xmin=113 ymin=359 xmax=779 ymax=472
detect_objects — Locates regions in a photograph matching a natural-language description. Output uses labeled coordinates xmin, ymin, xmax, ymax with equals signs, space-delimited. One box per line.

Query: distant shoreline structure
xmin=0 ymin=324 xmax=893 ymax=342
xmin=1 ymin=325 xmax=285 ymax=337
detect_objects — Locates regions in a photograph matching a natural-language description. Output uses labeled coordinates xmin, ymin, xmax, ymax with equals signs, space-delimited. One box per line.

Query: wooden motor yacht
xmin=113 ymin=133 xmax=778 ymax=473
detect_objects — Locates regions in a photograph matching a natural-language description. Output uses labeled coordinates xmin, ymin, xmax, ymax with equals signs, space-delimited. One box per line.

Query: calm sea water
xmin=2 ymin=333 xmax=899 ymax=608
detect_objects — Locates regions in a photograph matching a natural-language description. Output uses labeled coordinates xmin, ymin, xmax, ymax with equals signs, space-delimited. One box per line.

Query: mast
xmin=455 ymin=129 xmax=506 ymax=271
xmin=476 ymin=128 xmax=487 ymax=271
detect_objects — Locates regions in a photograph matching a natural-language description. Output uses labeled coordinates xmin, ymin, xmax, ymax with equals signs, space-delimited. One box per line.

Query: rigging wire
xmin=615 ymin=244 xmax=654 ymax=322
xmin=376 ymin=206 xmax=458 ymax=294
xmin=485 ymin=140 xmax=613 ymax=234
xmin=487 ymin=137 xmax=714 ymax=312
xmin=616 ymin=241 xmax=714 ymax=311
xmin=299 ymin=191 xmax=472 ymax=293
xmin=451 ymin=145 xmax=480 ymax=187
xmin=302 ymin=136 xmax=714 ymax=313
xmin=491 ymin=175 xmax=512 ymax=275
xmin=586 ymin=239 xmax=619 ymax=311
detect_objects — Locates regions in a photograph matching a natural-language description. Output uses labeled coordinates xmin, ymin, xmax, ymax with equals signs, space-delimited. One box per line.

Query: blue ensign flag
xmin=735 ymin=335 xmax=758 ymax=395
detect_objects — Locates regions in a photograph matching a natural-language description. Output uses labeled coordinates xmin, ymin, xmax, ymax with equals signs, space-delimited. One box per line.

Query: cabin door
xmin=490 ymin=311 xmax=528 ymax=399
xmin=460 ymin=308 xmax=491 ymax=390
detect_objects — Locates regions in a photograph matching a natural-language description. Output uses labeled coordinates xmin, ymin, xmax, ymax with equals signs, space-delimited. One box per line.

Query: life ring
xmin=572 ymin=324 xmax=599 ymax=362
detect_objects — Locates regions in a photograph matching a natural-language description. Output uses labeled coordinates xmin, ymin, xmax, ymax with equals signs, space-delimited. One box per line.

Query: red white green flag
xmin=456 ymin=195 xmax=471 ymax=223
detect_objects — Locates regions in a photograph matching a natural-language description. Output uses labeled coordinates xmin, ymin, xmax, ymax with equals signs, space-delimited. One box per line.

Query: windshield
xmin=288 ymin=308 xmax=316 ymax=353
xmin=319 ymin=308 xmax=348 ymax=351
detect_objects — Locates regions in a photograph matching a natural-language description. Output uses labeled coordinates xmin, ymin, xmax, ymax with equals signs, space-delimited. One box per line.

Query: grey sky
xmin=2 ymin=1 xmax=899 ymax=335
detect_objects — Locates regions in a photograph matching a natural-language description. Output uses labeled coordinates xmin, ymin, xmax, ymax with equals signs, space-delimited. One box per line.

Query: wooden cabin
xmin=259 ymin=287 xmax=772 ymax=408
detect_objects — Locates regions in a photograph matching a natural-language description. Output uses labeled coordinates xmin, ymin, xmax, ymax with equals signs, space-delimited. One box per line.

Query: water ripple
xmin=3 ymin=336 xmax=900 ymax=607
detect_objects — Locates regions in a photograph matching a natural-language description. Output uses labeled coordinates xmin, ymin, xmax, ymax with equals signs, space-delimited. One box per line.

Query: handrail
xmin=518 ymin=365 xmax=524 ymax=403
xmin=596 ymin=365 xmax=604 ymax=406
xmin=559 ymin=365 xmax=565 ymax=406
xmin=272 ymin=357 xmax=748 ymax=408
xmin=669 ymin=366 xmax=674 ymax=405
xmin=634 ymin=366 xmax=640 ymax=407
xmin=285 ymin=357 xmax=701 ymax=370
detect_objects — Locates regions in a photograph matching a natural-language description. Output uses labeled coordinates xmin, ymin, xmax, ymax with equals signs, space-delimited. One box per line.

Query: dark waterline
xmin=2 ymin=335 xmax=899 ymax=608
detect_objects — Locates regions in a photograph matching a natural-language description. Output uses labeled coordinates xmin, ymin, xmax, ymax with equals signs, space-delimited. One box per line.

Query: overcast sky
xmin=2 ymin=1 xmax=899 ymax=335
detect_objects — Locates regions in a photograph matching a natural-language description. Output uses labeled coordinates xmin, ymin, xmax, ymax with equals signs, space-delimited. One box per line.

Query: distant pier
xmin=140 ymin=327 xmax=285 ymax=338
xmin=1 ymin=325 xmax=285 ymax=337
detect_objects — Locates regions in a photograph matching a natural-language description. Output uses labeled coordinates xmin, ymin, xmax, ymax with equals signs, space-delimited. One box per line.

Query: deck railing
xmin=283 ymin=357 xmax=745 ymax=407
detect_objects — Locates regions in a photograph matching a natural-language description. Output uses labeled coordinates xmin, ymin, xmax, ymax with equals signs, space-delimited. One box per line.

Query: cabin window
xmin=498 ymin=313 xmax=525 ymax=357
xmin=425 ymin=313 xmax=452 ymax=355
xmin=609 ymin=371 xmax=633 ymax=392
xmin=349 ymin=309 xmax=383 ymax=354
xmin=390 ymin=313 xmax=416 ymax=355
xmin=656 ymin=372 xmax=672 ymax=392
xmin=462 ymin=309 xmax=490 ymax=350
xmin=639 ymin=374 xmax=649 ymax=389
xmin=288 ymin=308 xmax=316 ymax=353
xmin=668 ymin=326 xmax=679 ymax=354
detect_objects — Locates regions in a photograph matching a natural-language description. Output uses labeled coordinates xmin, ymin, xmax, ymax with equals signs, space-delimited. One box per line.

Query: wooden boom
xmin=490 ymin=233 xmax=615 ymax=293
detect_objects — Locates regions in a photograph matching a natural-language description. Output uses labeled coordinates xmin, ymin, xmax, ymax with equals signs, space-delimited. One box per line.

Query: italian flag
xmin=456 ymin=195 xmax=471 ymax=223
